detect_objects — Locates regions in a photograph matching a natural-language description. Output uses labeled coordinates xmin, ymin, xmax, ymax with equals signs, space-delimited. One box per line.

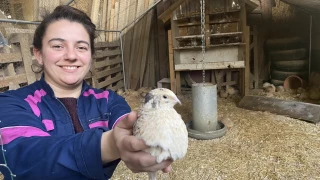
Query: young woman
xmin=0 ymin=5 xmax=172 ymax=180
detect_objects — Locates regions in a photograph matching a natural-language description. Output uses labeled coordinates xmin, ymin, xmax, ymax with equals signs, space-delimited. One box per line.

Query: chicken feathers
xmin=133 ymin=88 xmax=188 ymax=180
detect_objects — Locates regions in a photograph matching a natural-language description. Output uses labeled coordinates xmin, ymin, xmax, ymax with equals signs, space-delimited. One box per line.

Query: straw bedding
xmin=112 ymin=88 xmax=320 ymax=180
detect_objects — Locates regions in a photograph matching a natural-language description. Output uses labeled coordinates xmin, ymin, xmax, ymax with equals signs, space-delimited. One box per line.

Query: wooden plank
xmin=175 ymin=61 xmax=245 ymax=71
xmin=19 ymin=34 xmax=36 ymax=84
xmin=105 ymin=0 xmax=112 ymax=41
xmin=0 ymin=74 xmax=27 ymax=88
xmin=156 ymin=15 xmax=167 ymax=81
xmin=108 ymin=80 xmax=124 ymax=91
xmin=94 ymin=57 xmax=122 ymax=69
xmin=136 ymin=0 xmax=145 ymax=19
xmin=211 ymin=70 xmax=216 ymax=84
xmin=148 ymin=21 xmax=156 ymax=87
xmin=209 ymin=32 xmax=243 ymax=37
xmin=226 ymin=70 xmax=232 ymax=89
xmin=0 ymin=53 xmax=22 ymax=63
xmin=5 ymin=63 xmax=16 ymax=76
xmin=95 ymin=41 xmax=120 ymax=48
xmin=89 ymin=0 xmax=101 ymax=29
xmin=101 ymin=0 xmax=108 ymax=30
xmin=97 ymin=74 xmax=123 ymax=89
xmin=168 ymin=30 xmax=176 ymax=93
xmin=127 ymin=16 xmax=141 ymax=89
xmin=238 ymin=95 xmax=320 ymax=123
xmin=244 ymin=26 xmax=250 ymax=95
xmin=113 ymin=0 xmax=120 ymax=41
xmin=176 ymin=71 xmax=181 ymax=95
xmin=126 ymin=0 xmax=138 ymax=30
xmin=90 ymin=60 xmax=98 ymax=88
xmin=93 ymin=49 xmax=121 ymax=59
xmin=109 ymin=0 xmax=115 ymax=40
xmin=139 ymin=9 xmax=154 ymax=87
xmin=253 ymin=25 xmax=259 ymax=88
xmin=158 ymin=0 xmax=187 ymax=23
xmin=122 ymin=28 xmax=133 ymax=89
xmin=130 ymin=17 xmax=145 ymax=90
xmin=117 ymin=0 xmax=127 ymax=31
xmin=95 ymin=66 xmax=122 ymax=79
xmin=8 ymin=33 xmax=33 ymax=45
xmin=145 ymin=0 xmax=149 ymax=9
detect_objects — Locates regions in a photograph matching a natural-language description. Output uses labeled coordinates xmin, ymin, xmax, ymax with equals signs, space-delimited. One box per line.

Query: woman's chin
xmin=62 ymin=79 xmax=82 ymax=86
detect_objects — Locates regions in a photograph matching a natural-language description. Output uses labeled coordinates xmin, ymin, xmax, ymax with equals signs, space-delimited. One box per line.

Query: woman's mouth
xmin=62 ymin=66 xmax=78 ymax=70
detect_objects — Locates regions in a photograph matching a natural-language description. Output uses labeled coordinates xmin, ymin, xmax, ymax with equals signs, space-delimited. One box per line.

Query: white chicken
xmin=133 ymin=88 xmax=188 ymax=180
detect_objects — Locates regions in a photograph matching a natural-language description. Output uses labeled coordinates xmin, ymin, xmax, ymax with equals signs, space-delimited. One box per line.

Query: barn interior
xmin=1 ymin=0 xmax=320 ymax=179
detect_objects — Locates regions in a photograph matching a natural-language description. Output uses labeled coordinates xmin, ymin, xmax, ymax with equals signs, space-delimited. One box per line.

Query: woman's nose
xmin=64 ymin=47 xmax=77 ymax=60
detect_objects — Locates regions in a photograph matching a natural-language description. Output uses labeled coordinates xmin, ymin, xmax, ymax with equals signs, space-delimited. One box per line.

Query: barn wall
xmin=311 ymin=15 xmax=320 ymax=73
xmin=270 ymin=1 xmax=310 ymax=43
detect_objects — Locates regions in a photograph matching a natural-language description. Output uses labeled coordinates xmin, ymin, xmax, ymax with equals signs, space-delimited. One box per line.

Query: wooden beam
xmin=175 ymin=71 xmax=181 ymax=95
xmin=244 ymin=26 xmax=250 ymax=95
xmin=97 ymin=74 xmax=123 ymax=89
xmin=238 ymin=95 xmax=320 ymax=123
xmin=19 ymin=34 xmax=36 ymax=85
xmin=95 ymin=67 xmax=122 ymax=79
xmin=139 ymin=10 xmax=154 ymax=87
xmin=158 ymin=0 xmax=187 ymax=23
xmin=94 ymin=57 xmax=122 ymax=68
xmin=0 ymin=74 xmax=27 ymax=88
xmin=93 ymin=49 xmax=121 ymax=59
xmin=168 ymin=30 xmax=176 ymax=93
xmin=89 ymin=0 xmax=101 ymax=29
xmin=109 ymin=80 xmax=124 ymax=91
xmin=0 ymin=53 xmax=22 ymax=63
xmin=95 ymin=41 xmax=120 ymax=48
xmin=253 ymin=25 xmax=259 ymax=88
xmin=175 ymin=61 xmax=245 ymax=71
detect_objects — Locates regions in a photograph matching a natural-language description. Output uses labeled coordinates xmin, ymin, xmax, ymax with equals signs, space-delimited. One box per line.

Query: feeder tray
xmin=186 ymin=121 xmax=226 ymax=140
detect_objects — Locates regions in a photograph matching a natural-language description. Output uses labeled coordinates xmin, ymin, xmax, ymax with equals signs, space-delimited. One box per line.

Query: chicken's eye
xmin=163 ymin=95 xmax=167 ymax=99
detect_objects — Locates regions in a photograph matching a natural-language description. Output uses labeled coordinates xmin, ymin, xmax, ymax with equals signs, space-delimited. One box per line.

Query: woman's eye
xmin=77 ymin=46 xmax=88 ymax=51
xmin=52 ymin=45 xmax=63 ymax=49
xmin=163 ymin=95 xmax=167 ymax=99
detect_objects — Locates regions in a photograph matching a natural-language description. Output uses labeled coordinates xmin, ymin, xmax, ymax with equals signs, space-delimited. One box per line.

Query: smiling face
xmin=34 ymin=19 xmax=92 ymax=91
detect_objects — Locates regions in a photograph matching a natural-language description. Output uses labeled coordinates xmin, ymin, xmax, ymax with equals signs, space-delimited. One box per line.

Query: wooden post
xmin=168 ymin=30 xmax=176 ymax=94
xmin=176 ymin=71 xmax=181 ymax=95
xmin=244 ymin=26 xmax=250 ymax=95
xmin=19 ymin=34 xmax=36 ymax=85
xmin=253 ymin=26 xmax=259 ymax=88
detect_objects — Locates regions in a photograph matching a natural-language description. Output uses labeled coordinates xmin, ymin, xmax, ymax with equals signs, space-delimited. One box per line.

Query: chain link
xmin=200 ymin=0 xmax=206 ymax=84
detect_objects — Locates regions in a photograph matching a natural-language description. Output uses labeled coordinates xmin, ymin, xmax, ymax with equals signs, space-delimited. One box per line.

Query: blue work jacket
xmin=0 ymin=76 xmax=131 ymax=180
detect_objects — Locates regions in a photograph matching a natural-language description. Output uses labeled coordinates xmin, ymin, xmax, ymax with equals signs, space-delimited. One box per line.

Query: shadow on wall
xmin=311 ymin=50 xmax=320 ymax=73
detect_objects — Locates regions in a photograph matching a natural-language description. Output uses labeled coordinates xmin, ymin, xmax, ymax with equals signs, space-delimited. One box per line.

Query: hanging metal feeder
xmin=187 ymin=83 xmax=226 ymax=140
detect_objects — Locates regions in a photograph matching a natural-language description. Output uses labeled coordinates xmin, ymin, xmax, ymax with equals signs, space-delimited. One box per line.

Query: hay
xmin=111 ymin=88 xmax=320 ymax=180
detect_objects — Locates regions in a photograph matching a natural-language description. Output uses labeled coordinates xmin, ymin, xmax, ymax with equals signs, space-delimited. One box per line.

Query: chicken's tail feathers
xmin=147 ymin=171 xmax=157 ymax=180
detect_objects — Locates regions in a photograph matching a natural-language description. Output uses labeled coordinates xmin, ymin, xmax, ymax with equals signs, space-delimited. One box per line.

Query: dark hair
xmin=33 ymin=5 xmax=96 ymax=54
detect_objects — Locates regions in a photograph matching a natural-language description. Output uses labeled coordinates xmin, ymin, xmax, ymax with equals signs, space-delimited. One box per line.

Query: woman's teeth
xmin=63 ymin=66 xmax=77 ymax=70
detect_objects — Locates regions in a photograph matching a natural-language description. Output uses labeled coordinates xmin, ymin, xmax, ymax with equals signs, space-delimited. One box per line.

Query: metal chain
xmin=200 ymin=0 xmax=206 ymax=84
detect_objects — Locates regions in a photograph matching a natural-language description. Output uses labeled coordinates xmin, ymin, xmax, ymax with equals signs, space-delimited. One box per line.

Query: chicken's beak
xmin=174 ymin=96 xmax=181 ymax=105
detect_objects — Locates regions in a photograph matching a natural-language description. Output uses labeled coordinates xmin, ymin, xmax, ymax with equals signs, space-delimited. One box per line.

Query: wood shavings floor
xmin=112 ymin=89 xmax=320 ymax=180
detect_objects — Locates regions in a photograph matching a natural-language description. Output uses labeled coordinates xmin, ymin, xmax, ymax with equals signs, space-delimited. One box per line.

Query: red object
xmin=283 ymin=75 xmax=306 ymax=90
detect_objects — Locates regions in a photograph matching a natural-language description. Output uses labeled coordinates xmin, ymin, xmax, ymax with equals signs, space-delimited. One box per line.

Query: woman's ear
xmin=33 ymin=48 xmax=43 ymax=65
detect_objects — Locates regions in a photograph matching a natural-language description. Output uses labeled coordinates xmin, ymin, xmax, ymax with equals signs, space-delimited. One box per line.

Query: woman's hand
xmin=113 ymin=111 xmax=173 ymax=173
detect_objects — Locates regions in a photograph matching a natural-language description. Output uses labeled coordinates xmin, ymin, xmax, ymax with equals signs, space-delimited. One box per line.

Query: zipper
xmin=76 ymin=97 xmax=86 ymax=130
xmin=55 ymin=98 xmax=76 ymax=134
